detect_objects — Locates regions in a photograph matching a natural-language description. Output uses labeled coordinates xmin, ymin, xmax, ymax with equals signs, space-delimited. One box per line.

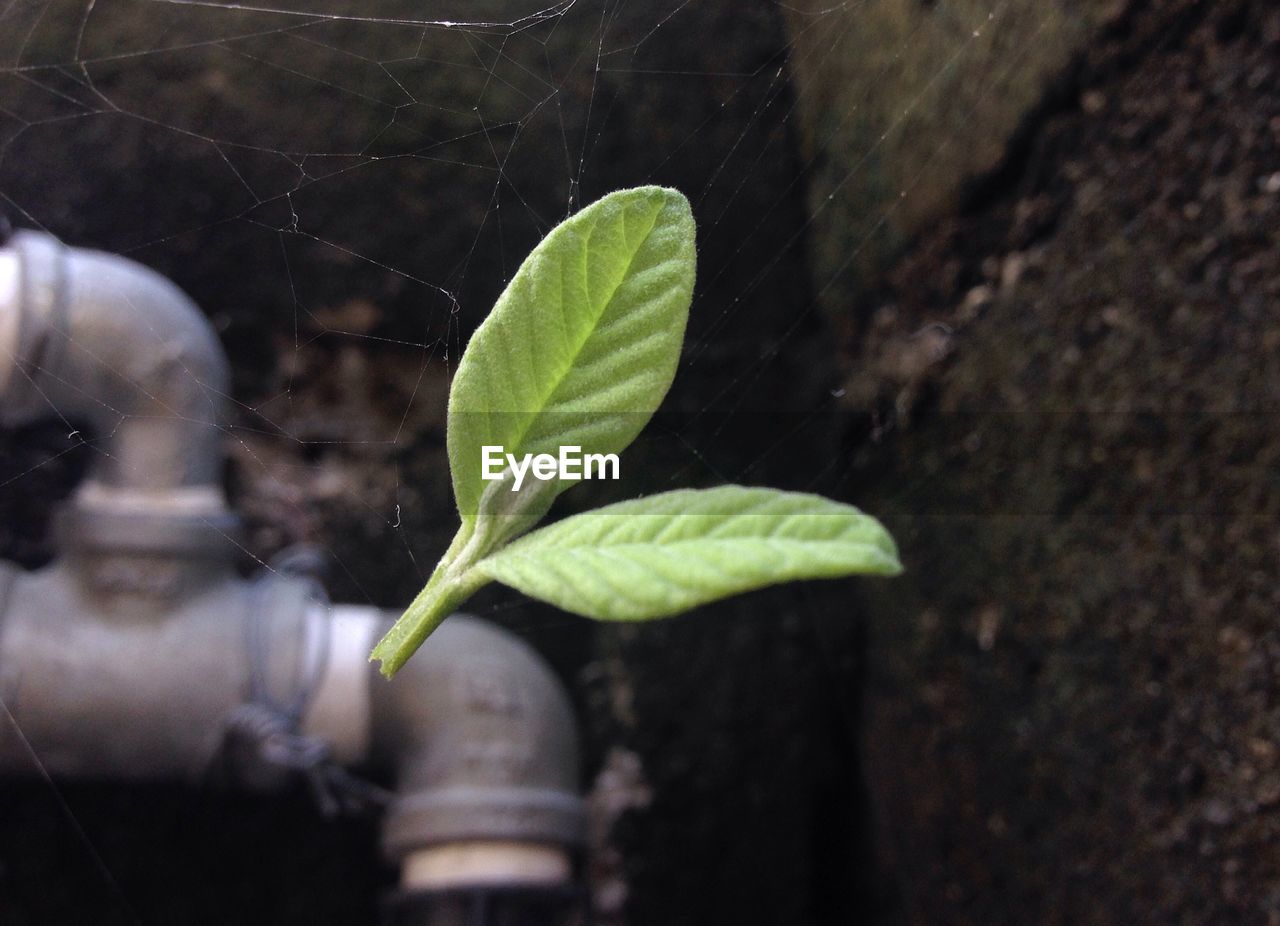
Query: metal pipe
xmin=363 ymin=614 xmax=583 ymax=884
xmin=0 ymin=231 xmax=228 ymax=494
xmin=0 ymin=232 xmax=585 ymax=906
xmin=0 ymin=560 xmax=305 ymax=780
xmin=0 ymin=571 xmax=584 ymax=873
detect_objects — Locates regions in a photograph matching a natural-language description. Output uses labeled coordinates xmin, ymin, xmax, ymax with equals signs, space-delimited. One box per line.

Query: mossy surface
xmin=782 ymin=0 xmax=1124 ymax=318
xmin=837 ymin=1 xmax=1280 ymax=921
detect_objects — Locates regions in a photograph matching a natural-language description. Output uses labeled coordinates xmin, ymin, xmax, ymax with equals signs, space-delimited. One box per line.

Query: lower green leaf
xmin=473 ymin=485 xmax=902 ymax=621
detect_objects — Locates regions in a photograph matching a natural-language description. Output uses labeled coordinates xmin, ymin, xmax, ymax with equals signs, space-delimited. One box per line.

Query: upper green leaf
xmin=447 ymin=186 xmax=696 ymax=538
xmin=473 ymin=485 xmax=902 ymax=621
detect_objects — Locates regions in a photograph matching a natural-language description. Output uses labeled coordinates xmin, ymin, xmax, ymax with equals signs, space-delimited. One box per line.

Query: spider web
xmin=0 ymin=0 xmax=1041 ymax=919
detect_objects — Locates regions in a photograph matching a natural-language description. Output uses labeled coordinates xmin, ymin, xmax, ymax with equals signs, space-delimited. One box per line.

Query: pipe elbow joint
xmin=0 ymin=230 xmax=229 ymax=493
xmin=370 ymin=614 xmax=584 ymax=864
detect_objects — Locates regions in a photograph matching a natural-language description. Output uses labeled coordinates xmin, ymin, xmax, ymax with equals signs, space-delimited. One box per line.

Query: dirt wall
xmin=832 ymin=1 xmax=1280 ymax=921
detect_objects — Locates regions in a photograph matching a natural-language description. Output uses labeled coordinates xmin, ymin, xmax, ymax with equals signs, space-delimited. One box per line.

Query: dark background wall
xmin=0 ymin=3 xmax=859 ymax=925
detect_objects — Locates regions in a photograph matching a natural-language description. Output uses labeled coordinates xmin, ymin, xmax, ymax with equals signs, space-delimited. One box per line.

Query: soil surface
xmin=842 ymin=1 xmax=1280 ymax=922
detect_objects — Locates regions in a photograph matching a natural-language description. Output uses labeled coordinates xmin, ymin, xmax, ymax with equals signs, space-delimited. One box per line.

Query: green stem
xmin=370 ymin=522 xmax=492 ymax=677
xmin=370 ymin=482 xmax=561 ymax=677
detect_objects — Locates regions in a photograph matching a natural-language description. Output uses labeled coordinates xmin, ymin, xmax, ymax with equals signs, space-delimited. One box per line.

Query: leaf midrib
xmin=492 ymin=533 xmax=893 ymax=562
xmin=499 ymin=201 xmax=665 ymax=455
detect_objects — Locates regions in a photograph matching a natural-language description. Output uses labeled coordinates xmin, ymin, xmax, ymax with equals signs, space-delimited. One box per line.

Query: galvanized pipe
xmin=0 ymin=559 xmax=303 ymax=780
xmin=0 ymin=566 xmax=584 ymax=877
xmin=0 ymin=231 xmax=228 ymax=490
xmin=366 ymin=613 xmax=583 ymax=881
xmin=0 ymin=232 xmax=584 ymax=902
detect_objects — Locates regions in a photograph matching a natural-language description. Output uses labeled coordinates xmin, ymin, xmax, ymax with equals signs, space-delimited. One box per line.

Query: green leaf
xmin=473 ymin=485 xmax=902 ymax=621
xmin=372 ymin=186 xmax=696 ymax=676
xmin=372 ymin=186 xmax=901 ymax=679
xmin=448 ymin=185 xmax=696 ymax=537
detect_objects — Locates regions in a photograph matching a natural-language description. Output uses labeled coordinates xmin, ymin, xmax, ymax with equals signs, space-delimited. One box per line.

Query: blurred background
xmin=1 ymin=0 xmax=1277 ymax=923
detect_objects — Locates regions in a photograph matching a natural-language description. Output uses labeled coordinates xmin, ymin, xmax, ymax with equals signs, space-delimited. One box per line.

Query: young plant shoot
xmin=371 ymin=186 xmax=901 ymax=677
